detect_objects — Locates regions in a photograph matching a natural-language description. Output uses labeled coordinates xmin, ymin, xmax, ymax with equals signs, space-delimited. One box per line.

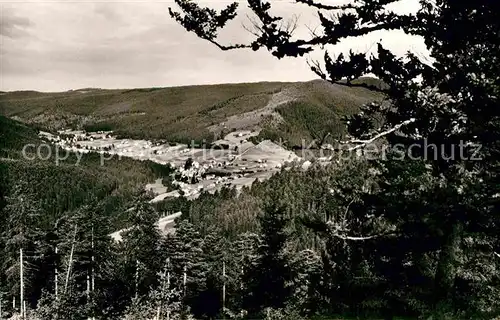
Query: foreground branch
xmin=170 ymin=0 xmax=415 ymax=61
xmin=205 ymin=39 xmax=251 ymax=51
xmin=331 ymin=232 xmax=396 ymax=241
xmin=343 ymin=118 xmax=416 ymax=152
xmin=295 ymin=0 xmax=356 ymax=10
xmin=307 ymin=59 xmax=389 ymax=93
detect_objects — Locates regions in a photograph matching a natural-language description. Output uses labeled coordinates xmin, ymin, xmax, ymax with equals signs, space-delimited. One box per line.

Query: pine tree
xmin=120 ymin=199 xmax=162 ymax=302
xmin=0 ymin=166 xmax=8 ymax=317
xmin=193 ymin=228 xmax=226 ymax=319
xmin=53 ymin=201 xmax=116 ymax=319
xmin=227 ymin=232 xmax=261 ymax=317
xmin=0 ymin=182 xmax=45 ymax=314
xmin=242 ymin=203 xmax=292 ymax=318
xmin=289 ymin=249 xmax=322 ymax=316
xmin=170 ymin=0 xmax=500 ymax=317
xmin=163 ymin=219 xmax=204 ymax=317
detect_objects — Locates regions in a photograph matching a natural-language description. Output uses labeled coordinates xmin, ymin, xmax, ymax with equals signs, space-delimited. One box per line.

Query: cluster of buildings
xmin=39 ymin=128 xmax=308 ymax=201
xmin=39 ymin=130 xmax=115 ymax=152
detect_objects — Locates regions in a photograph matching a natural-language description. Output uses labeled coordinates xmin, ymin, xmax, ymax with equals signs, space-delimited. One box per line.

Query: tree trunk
xmin=434 ymin=220 xmax=463 ymax=306
xmin=20 ymin=248 xmax=24 ymax=320
xmin=55 ymin=246 xmax=58 ymax=300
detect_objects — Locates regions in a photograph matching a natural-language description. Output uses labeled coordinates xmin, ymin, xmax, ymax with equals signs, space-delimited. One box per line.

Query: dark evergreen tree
xmin=1 ymin=182 xmax=45 ymax=312
xmin=226 ymin=232 xmax=261 ymax=316
xmin=34 ymin=199 xmax=115 ymax=319
xmin=170 ymin=0 xmax=500 ymax=317
xmin=289 ymin=249 xmax=323 ymax=316
xmin=120 ymin=198 xmax=162 ymax=301
xmin=242 ymin=203 xmax=292 ymax=318
xmin=163 ymin=219 xmax=204 ymax=317
xmin=191 ymin=228 xmax=226 ymax=319
xmin=0 ymin=162 xmax=8 ymax=315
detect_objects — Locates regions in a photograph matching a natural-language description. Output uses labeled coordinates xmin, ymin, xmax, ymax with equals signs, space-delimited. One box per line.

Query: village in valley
xmin=38 ymin=128 xmax=312 ymax=202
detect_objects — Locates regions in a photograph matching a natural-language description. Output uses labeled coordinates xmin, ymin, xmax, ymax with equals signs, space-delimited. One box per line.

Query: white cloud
xmin=1 ymin=0 xmax=426 ymax=92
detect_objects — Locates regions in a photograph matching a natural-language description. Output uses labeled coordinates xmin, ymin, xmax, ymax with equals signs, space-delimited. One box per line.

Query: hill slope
xmin=0 ymin=115 xmax=41 ymax=157
xmin=0 ymin=115 xmax=172 ymax=229
xmin=0 ymin=79 xmax=384 ymax=144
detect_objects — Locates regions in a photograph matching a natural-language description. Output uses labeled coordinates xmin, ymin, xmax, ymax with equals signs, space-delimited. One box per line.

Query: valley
xmin=38 ymin=128 xmax=303 ymax=202
xmin=0 ymin=0 xmax=495 ymax=318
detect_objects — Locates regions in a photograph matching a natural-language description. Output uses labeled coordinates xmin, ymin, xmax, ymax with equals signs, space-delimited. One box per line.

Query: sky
xmin=0 ymin=0 xmax=428 ymax=92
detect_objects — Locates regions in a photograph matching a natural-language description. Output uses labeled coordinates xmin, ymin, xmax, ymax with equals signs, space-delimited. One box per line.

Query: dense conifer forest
xmin=1 ymin=0 xmax=499 ymax=319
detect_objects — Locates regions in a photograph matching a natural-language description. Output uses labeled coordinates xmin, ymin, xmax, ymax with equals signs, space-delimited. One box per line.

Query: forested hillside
xmin=0 ymin=115 xmax=173 ymax=229
xmin=131 ymin=0 xmax=500 ymax=318
xmin=1 ymin=0 xmax=499 ymax=318
xmin=0 ymin=79 xmax=382 ymax=144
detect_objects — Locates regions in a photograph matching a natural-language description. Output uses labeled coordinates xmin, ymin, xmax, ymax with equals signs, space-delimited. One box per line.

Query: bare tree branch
xmin=295 ymin=0 xmax=357 ymax=10
xmin=324 ymin=200 xmax=398 ymax=241
xmin=242 ymin=14 xmax=264 ymax=37
xmin=170 ymin=0 xmax=417 ymax=92
xmin=205 ymin=38 xmax=252 ymax=51
xmin=341 ymin=118 xmax=416 ymax=152
xmin=343 ymin=199 xmax=355 ymax=221
xmin=288 ymin=21 xmax=404 ymax=50
xmin=307 ymin=58 xmax=388 ymax=93
xmin=283 ymin=14 xmax=300 ymax=35
xmin=305 ymin=23 xmax=321 ymax=40
xmin=330 ymin=232 xmax=396 ymax=241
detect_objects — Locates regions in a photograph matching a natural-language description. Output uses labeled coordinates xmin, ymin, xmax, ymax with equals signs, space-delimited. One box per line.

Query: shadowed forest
xmin=1 ymin=0 xmax=499 ymax=319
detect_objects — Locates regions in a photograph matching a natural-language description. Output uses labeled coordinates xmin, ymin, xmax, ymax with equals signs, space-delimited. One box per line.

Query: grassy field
xmin=0 ymin=79 xmax=384 ymax=144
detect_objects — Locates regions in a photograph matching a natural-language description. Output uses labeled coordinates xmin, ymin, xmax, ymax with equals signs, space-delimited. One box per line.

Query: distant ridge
xmin=0 ymin=78 xmax=384 ymax=145
xmin=71 ymin=87 xmax=103 ymax=92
